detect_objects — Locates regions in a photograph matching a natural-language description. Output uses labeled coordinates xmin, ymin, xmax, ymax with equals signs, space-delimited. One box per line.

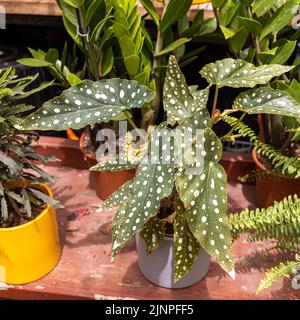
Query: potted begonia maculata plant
xmin=21 ymin=56 xmax=300 ymax=288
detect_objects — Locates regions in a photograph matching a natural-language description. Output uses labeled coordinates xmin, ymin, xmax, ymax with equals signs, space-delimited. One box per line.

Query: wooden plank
xmin=2 ymin=0 xmax=214 ymax=19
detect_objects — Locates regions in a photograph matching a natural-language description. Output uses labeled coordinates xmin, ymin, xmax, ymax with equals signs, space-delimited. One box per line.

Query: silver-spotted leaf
xmin=164 ymin=56 xmax=209 ymax=125
xmin=175 ymin=128 xmax=234 ymax=276
xmin=200 ymin=58 xmax=292 ymax=88
xmin=102 ymin=180 xmax=134 ymax=209
xmin=112 ymin=161 xmax=175 ymax=257
xmin=173 ymin=197 xmax=201 ymax=282
xmin=140 ymin=217 xmax=165 ymax=254
xmin=233 ymin=87 xmax=300 ymax=118
xmin=21 ymin=79 xmax=155 ymax=130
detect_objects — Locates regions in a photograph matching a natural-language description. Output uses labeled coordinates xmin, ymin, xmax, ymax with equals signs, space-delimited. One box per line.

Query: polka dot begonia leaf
xmin=173 ymin=196 xmax=201 ymax=283
xmin=102 ymin=180 xmax=134 ymax=210
xmin=20 ymin=78 xmax=155 ymax=130
xmin=200 ymin=58 xmax=292 ymax=88
xmin=164 ymin=55 xmax=209 ymax=125
xmin=90 ymin=153 xmax=139 ymax=172
xmin=140 ymin=217 xmax=165 ymax=255
xmin=111 ymin=160 xmax=175 ymax=257
xmin=233 ymin=87 xmax=300 ymax=119
xmin=175 ymin=128 xmax=235 ymax=277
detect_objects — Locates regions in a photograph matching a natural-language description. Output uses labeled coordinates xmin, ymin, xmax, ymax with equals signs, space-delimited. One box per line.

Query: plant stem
xmin=153 ymin=0 xmax=169 ymax=124
xmin=124 ymin=111 xmax=147 ymax=141
xmin=279 ymin=132 xmax=294 ymax=154
xmin=210 ymin=85 xmax=219 ymax=126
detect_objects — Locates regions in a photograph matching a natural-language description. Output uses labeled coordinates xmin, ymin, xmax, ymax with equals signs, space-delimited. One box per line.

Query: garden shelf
xmin=2 ymin=0 xmax=214 ymax=20
xmin=0 ymin=137 xmax=298 ymax=300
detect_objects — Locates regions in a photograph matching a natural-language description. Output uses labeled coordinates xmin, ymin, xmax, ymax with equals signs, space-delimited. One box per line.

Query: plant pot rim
xmin=252 ymin=148 xmax=300 ymax=182
xmin=0 ymin=183 xmax=53 ymax=232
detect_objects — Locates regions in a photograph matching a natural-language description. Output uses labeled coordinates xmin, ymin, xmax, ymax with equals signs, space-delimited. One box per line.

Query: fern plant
xmin=0 ymin=68 xmax=60 ymax=228
xmin=223 ymin=115 xmax=300 ymax=178
xmin=20 ymin=56 xmax=300 ymax=283
xmin=229 ymin=195 xmax=300 ymax=293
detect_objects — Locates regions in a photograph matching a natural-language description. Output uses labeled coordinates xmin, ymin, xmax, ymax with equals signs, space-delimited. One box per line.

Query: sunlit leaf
xmin=200 ymin=58 xmax=292 ymax=88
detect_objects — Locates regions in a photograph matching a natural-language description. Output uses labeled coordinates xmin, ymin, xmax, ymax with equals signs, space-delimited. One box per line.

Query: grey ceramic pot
xmin=136 ymin=234 xmax=211 ymax=289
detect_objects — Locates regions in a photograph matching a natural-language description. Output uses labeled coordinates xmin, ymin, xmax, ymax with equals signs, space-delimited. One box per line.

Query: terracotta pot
xmin=79 ymin=132 xmax=135 ymax=200
xmin=252 ymin=148 xmax=300 ymax=208
xmin=220 ymin=151 xmax=255 ymax=183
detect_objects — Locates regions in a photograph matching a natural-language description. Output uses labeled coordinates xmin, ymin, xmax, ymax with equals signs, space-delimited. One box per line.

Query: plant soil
xmin=0 ymin=189 xmax=47 ymax=228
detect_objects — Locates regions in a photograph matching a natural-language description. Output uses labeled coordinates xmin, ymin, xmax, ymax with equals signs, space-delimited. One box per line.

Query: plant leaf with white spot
xmin=21 ymin=79 xmax=155 ymax=130
xmin=233 ymin=87 xmax=300 ymax=119
xmin=173 ymin=196 xmax=200 ymax=282
xmin=200 ymin=58 xmax=292 ymax=88
xmin=175 ymin=128 xmax=234 ymax=275
xmin=112 ymin=160 xmax=175 ymax=257
xmin=140 ymin=217 xmax=165 ymax=254
xmin=90 ymin=153 xmax=139 ymax=172
xmin=102 ymin=180 xmax=134 ymax=209
xmin=164 ymin=56 xmax=209 ymax=125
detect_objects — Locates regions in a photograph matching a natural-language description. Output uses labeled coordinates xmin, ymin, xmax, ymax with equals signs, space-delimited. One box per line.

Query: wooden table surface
xmin=2 ymin=0 xmax=214 ymax=19
xmin=0 ymin=139 xmax=298 ymax=300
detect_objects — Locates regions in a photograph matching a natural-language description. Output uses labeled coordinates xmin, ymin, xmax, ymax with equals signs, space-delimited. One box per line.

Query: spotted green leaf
xmin=90 ymin=154 xmax=139 ymax=172
xmin=233 ymin=87 xmax=300 ymax=118
xmin=200 ymin=58 xmax=292 ymax=88
xmin=102 ymin=180 xmax=134 ymax=209
xmin=164 ymin=56 xmax=209 ymax=125
xmin=21 ymin=79 xmax=155 ymax=130
xmin=112 ymin=160 xmax=175 ymax=257
xmin=140 ymin=217 xmax=165 ymax=254
xmin=175 ymin=128 xmax=235 ymax=276
xmin=173 ymin=197 xmax=200 ymax=282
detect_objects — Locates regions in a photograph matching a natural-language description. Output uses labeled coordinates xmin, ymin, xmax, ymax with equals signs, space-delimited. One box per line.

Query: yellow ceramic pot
xmin=0 ymin=183 xmax=61 ymax=284
xmin=192 ymin=0 xmax=210 ymax=4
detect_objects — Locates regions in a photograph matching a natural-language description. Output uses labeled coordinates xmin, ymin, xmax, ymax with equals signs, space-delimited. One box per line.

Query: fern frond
xmin=223 ymin=116 xmax=300 ymax=178
xmin=257 ymin=255 xmax=300 ymax=294
xmin=229 ymin=195 xmax=300 ymax=240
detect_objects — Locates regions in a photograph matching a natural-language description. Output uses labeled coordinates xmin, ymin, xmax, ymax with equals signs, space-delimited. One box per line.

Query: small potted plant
xmin=21 ymin=56 xmax=299 ymax=288
xmin=0 ymin=68 xmax=61 ymax=285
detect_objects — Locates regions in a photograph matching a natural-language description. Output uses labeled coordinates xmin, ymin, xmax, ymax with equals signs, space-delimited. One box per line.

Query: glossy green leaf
xmin=160 ymin=0 xmax=193 ymax=33
xmin=124 ymin=55 xmax=140 ymax=76
xmin=173 ymin=197 xmax=201 ymax=282
xmin=17 ymin=58 xmax=52 ymax=68
xmin=270 ymin=40 xmax=297 ymax=65
xmin=66 ymin=72 xmax=82 ymax=86
xmin=233 ymin=87 xmax=300 ymax=118
xmin=156 ymin=38 xmax=191 ymax=57
xmin=140 ymin=217 xmax=165 ymax=254
xmin=140 ymin=0 xmax=160 ymax=26
xmin=164 ymin=56 xmax=209 ymax=125
xmin=200 ymin=58 xmax=292 ymax=88
xmin=238 ymin=17 xmax=263 ymax=35
xmin=220 ymin=25 xmax=238 ymax=40
xmin=21 ymin=79 xmax=155 ymax=130
xmin=219 ymin=0 xmax=241 ymax=26
xmin=102 ymin=47 xmax=114 ymax=77
xmin=259 ymin=0 xmax=299 ymax=40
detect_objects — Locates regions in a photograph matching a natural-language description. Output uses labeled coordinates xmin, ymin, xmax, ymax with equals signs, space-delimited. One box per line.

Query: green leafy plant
xmin=20 ymin=55 xmax=300 ymax=283
xmin=212 ymin=0 xmax=300 ymax=179
xmin=229 ymin=194 xmax=300 ymax=293
xmin=0 ymin=68 xmax=60 ymax=228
